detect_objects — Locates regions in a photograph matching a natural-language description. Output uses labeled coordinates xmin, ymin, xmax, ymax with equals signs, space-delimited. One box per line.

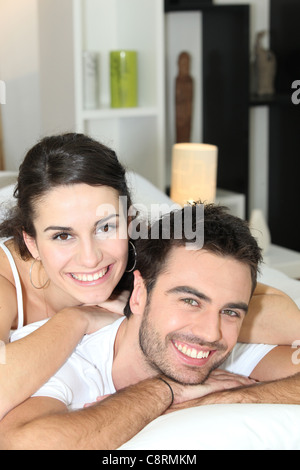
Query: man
xmin=0 ymin=204 xmax=299 ymax=450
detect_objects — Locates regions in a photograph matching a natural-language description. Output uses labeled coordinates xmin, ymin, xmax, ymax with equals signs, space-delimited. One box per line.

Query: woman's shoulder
xmin=0 ymin=239 xmax=26 ymax=283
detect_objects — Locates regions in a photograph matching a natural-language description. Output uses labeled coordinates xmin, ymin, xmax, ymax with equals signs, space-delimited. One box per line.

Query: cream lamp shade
xmin=170 ymin=143 xmax=218 ymax=206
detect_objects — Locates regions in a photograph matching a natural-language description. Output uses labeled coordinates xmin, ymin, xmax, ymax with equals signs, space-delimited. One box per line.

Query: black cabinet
xmin=268 ymin=0 xmax=300 ymax=251
xmin=165 ymin=2 xmax=250 ymax=213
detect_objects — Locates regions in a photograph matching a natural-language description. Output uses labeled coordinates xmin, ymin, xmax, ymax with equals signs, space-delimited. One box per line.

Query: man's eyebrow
xmin=223 ymin=302 xmax=249 ymax=314
xmin=44 ymin=214 xmax=119 ymax=233
xmin=166 ymin=286 xmax=249 ymax=314
xmin=166 ymin=286 xmax=211 ymax=303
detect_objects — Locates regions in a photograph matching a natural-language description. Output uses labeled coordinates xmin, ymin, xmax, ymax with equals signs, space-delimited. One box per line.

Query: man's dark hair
xmin=124 ymin=203 xmax=262 ymax=318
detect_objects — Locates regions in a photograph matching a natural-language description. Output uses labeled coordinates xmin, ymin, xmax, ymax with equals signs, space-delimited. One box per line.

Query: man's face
xmin=138 ymin=247 xmax=252 ymax=385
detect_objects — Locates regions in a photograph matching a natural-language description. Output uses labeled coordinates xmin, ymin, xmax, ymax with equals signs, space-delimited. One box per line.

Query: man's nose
xmin=191 ymin=309 xmax=222 ymax=345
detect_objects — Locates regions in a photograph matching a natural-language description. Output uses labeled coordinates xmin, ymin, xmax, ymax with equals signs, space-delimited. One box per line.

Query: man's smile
xmin=173 ymin=340 xmax=211 ymax=359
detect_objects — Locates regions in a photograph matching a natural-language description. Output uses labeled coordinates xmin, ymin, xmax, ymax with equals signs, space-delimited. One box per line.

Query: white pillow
xmin=0 ymin=172 xmax=174 ymax=224
xmin=126 ymin=171 xmax=178 ymax=221
xmin=119 ymin=404 xmax=300 ymax=450
xmin=0 ymin=183 xmax=16 ymax=222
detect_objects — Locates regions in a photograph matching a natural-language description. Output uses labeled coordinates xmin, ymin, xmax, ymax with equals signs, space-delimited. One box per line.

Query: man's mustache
xmin=169 ymin=333 xmax=227 ymax=352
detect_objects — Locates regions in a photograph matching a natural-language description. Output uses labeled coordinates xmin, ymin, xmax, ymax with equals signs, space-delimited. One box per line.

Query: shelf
xmin=82 ymin=106 xmax=159 ymax=121
xmin=249 ymin=93 xmax=292 ymax=107
xmin=264 ymin=244 xmax=300 ymax=279
xmin=38 ymin=0 xmax=166 ymax=192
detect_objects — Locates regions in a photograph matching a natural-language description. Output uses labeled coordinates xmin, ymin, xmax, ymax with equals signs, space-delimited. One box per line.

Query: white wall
xmin=0 ymin=0 xmax=41 ymax=170
xmin=0 ymin=0 xmax=271 ymax=218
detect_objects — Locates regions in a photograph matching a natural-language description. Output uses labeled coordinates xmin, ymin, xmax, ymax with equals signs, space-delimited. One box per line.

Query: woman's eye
xmin=53 ymin=233 xmax=72 ymax=241
xmin=101 ymin=223 xmax=111 ymax=233
xmin=96 ymin=222 xmax=116 ymax=235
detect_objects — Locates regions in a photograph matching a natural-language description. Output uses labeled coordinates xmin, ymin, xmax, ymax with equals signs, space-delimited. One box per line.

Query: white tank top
xmin=0 ymin=238 xmax=24 ymax=330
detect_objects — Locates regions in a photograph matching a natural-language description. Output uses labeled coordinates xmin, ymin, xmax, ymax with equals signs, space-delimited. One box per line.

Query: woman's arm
xmin=0 ymin=299 xmax=120 ymax=421
xmin=238 ymin=282 xmax=300 ymax=345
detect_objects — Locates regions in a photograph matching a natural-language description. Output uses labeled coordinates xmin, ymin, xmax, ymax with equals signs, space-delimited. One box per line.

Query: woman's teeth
xmin=71 ymin=267 xmax=108 ymax=282
xmin=174 ymin=341 xmax=210 ymax=359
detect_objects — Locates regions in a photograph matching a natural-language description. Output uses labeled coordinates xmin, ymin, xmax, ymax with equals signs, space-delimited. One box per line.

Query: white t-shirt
xmin=11 ymin=317 xmax=125 ymax=411
xmin=10 ymin=318 xmax=276 ymax=410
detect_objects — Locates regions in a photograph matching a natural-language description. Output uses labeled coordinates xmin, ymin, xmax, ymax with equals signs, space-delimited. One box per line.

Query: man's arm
xmin=178 ymin=372 xmax=300 ymax=409
xmin=239 ymin=283 xmax=300 ymax=345
xmin=0 ymin=374 xmax=254 ymax=450
xmin=0 ymin=378 xmax=173 ymax=450
xmin=169 ymin=346 xmax=300 ymax=412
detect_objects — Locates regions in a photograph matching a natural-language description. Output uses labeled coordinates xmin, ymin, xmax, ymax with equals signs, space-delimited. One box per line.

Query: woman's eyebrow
xmin=44 ymin=214 xmax=120 ymax=233
xmin=44 ymin=225 xmax=72 ymax=233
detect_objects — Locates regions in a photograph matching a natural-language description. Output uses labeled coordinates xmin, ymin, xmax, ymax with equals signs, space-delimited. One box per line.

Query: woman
xmin=0 ymin=132 xmax=299 ymax=420
xmin=0 ymin=133 xmax=135 ymax=419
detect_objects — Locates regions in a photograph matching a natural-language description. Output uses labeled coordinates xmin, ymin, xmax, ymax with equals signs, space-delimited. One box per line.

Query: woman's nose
xmin=77 ymin=239 xmax=103 ymax=268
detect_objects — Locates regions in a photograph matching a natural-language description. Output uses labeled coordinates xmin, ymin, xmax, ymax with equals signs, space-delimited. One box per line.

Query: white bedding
xmin=125 ymin=172 xmax=300 ymax=450
xmin=0 ymin=171 xmax=300 ymax=450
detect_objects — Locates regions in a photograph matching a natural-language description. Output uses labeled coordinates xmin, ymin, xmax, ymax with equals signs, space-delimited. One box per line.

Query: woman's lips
xmin=68 ymin=265 xmax=112 ymax=285
xmin=70 ymin=266 xmax=109 ymax=282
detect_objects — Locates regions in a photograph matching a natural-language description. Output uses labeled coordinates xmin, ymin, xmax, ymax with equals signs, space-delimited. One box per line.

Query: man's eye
xmin=222 ymin=309 xmax=240 ymax=318
xmin=182 ymin=298 xmax=198 ymax=307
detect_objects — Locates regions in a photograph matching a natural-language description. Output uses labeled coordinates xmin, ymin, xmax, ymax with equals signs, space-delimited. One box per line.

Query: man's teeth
xmin=174 ymin=342 xmax=210 ymax=359
xmin=71 ymin=268 xmax=108 ymax=282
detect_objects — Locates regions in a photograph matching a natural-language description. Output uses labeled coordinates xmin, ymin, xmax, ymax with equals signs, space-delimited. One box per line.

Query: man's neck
xmin=112 ymin=317 xmax=155 ymax=391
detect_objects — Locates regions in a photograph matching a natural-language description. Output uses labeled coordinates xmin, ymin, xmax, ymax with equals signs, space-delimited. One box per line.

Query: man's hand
xmin=166 ymin=369 xmax=256 ymax=412
xmin=84 ymin=370 xmax=255 ymax=409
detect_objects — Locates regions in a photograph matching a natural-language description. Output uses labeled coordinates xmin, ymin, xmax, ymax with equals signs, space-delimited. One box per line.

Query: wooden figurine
xmin=254 ymin=31 xmax=276 ymax=96
xmin=175 ymin=51 xmax=193 ymax=143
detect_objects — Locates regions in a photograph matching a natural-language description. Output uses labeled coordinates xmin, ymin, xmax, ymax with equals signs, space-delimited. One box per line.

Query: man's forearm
xmin=175 ymin=373 xmax=300 ymax=409
xmin=3 ymin=378 xmax=174 ymax=450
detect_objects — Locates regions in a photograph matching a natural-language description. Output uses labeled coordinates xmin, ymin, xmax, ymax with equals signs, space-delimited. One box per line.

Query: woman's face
xmin=24 ymin=184 xmax=129 ymax=306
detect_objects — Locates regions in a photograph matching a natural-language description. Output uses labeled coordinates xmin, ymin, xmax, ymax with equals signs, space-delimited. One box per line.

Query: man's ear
xmin=22 ymin=231 xmax=39 ymax=259
xmin=129 ymin=270 xmax=148 ymax=316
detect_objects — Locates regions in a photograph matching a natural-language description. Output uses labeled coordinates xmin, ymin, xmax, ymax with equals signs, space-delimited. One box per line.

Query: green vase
xmin=110 ymin=51 xmax=138 ymax=108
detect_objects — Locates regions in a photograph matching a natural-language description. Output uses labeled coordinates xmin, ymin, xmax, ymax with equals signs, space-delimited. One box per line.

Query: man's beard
xmin=138 ymin=301 xmax=231 ymax=386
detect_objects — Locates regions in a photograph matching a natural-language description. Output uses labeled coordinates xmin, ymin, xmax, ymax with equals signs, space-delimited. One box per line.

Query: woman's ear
xmin=22 ymin=231 xmax=39 ymax=259
xmin=129 ymin=270 xmax=147 ymax=316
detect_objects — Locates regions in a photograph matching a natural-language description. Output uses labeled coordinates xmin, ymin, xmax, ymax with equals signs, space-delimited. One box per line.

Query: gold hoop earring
xmin=29 ymin=258 xmax=49 ymax=290
xmin=125 ymin=240 xmax=137 ymax=273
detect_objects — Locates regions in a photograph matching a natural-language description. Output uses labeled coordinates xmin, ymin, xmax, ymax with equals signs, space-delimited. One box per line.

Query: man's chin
xmin=163 ymin=353 xmax=232 ymax=386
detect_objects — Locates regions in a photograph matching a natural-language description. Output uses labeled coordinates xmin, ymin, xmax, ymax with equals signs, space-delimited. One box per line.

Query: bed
xmin=1 ymin=170 xmax=300 ymax=450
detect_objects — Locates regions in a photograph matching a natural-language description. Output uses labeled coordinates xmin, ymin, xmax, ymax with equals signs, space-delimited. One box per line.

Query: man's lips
xmin=173 ymin=340 xmax=213 ymax=360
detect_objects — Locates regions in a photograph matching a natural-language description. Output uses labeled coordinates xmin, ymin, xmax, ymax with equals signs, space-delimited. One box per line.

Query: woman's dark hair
xmin=0 ymin=133 xmax=132 ymax=260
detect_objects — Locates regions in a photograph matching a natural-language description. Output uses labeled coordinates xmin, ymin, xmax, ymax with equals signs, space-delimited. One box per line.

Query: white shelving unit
xmin=38 ymin=0 xmax=166 ymax=190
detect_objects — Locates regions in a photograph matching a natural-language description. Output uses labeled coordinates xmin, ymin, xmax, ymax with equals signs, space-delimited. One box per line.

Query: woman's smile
xmin=26 ymin=184 xmax=129 ymax=304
